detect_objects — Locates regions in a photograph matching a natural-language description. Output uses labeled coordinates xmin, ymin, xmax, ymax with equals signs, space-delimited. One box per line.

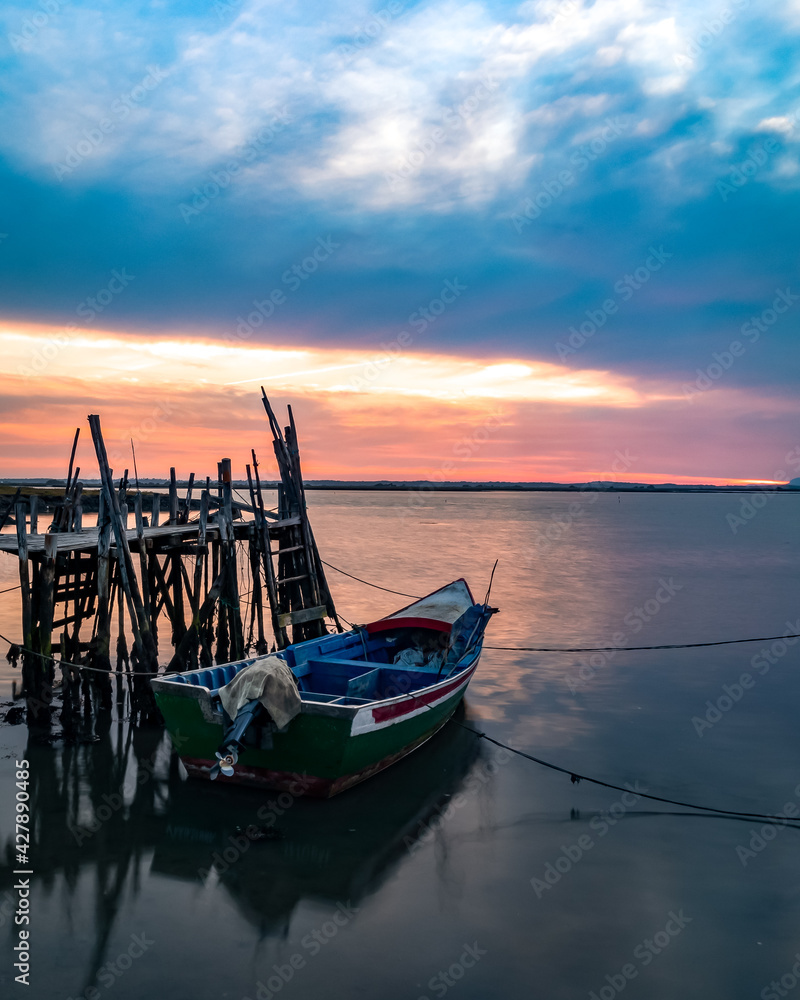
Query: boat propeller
xmin=210 ymin=746 xmax=239 ymax=780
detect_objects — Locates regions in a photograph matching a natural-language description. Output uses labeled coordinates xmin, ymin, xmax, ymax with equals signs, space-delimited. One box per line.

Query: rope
xmin=0 ymin=584 xmax=21 ymax=595
xmin=447 ymin=717 xmax=800 ymax=826
xmin=0 ymin=630 xmax=163 ymax=677
xmin=485 ymin=633 xmax=800 ymax=653
xmin=321 ymin=560 xmax=422 ymax=599
xmin=3 ymin=607 xmax=796 ymax=825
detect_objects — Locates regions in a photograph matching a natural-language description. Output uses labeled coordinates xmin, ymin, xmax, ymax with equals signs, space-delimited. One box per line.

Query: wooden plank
xmin=277 ymin=605 xmax=327 ymax=629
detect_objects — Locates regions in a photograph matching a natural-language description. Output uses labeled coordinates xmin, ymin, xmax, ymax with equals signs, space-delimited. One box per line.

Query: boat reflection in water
xmin=1 ymin=701 xmax=487 ymax=989
xmin=151 ymin=703 xmax=486 ymax=934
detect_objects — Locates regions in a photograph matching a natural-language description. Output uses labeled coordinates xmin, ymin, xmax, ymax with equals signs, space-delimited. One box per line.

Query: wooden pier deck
xmin=0 ymin=516 xmax=301 ymax=555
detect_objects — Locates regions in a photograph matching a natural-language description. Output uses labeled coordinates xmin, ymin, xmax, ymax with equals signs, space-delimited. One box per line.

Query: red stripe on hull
xmin=366 ymin=616 xmax=453 ymax=634
xmin=371 ymin=665 xmax=475 ymax=724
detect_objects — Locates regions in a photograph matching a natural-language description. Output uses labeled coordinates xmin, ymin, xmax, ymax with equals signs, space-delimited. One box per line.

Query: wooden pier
xmin=0 ymin=392 xmax=341 ymax=726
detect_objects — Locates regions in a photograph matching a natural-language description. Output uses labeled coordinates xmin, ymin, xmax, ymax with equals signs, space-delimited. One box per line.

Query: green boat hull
xmin=154 ymin=659 xmax=478 ymax=798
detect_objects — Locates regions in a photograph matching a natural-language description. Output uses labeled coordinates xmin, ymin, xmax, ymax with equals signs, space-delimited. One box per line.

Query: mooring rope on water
xmin=484 ymin=633 xmax=800 ymax=653
xmin=441 ymin=714 xmax=800 ymax=827
xmin=1 ymin=630 xmax=798 ymax=827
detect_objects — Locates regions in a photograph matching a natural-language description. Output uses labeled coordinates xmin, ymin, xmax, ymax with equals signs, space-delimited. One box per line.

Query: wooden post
xmin=134 ymin=493 xmax=151 ymax=639
xmin=168 ymin=568 xmax=226 ymax=672
xmin=87 ymin=414 xmax=158 ymax=675
xmin=94 ymin=491 xmax=112 ymax=675
xmin=151 ymin=492 xmax=160 ymax=528
xmin=72 ymin=483 xmax=83 ymax=532
xmin=171 ymin=547 xmax=186 ymax=648
xmin=37 ymin=532 xmax=57 ymax=711
xmin=118 ymin=469 xmax=129 ymax=508
xmin=15 ymin=502 xmax=34 ymax=706
xmin=29 ymin=496 xmax=38 ymax=534
xmin=116 ymin=564 xmax=129 ymax=674
xmin=245 ymin=468 xmax=266 ymax=653
xmin=181 ymin=472 xmax=195 ymax=524
xmin=191 ymin=490 xmax=209 ymax=628
xmin=221 ymin=459 xmax=243 ymax=660
xmin=169 ymin=468 xmax=178 ymax=525
xmin=58 ymin=428 xmax=80 ymax=531
xmin=251 ymin=450 xmax=286 ymax=646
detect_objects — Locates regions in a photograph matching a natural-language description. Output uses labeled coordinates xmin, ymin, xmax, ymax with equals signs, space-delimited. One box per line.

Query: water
xmin=1 ymin=491 xmax=799 ymax=999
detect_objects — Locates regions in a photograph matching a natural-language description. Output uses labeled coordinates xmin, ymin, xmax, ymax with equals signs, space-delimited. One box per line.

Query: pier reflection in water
xmin=2 ymin=702 xmax=490 ymax=998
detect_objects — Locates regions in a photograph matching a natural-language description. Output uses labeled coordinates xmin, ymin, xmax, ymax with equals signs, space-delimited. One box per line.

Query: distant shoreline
xmin=2 ymin=480 xmax=797 ymax=494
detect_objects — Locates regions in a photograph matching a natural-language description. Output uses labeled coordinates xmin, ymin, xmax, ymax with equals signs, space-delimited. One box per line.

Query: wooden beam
xmin=277 ymin=605 xmax=327 ymax=629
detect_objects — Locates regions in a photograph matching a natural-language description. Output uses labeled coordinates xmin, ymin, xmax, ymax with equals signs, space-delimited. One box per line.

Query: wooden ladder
xmin=254 ymin=392 xmax=342 ymax=648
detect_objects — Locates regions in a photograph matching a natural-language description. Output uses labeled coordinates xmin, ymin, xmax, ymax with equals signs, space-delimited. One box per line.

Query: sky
xmin=1 ymin=0 xmax=799 ymax=483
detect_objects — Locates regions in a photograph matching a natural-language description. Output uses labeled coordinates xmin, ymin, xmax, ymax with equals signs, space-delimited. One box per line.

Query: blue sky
xmin=1 ymin=0 xmax=799 ymax=480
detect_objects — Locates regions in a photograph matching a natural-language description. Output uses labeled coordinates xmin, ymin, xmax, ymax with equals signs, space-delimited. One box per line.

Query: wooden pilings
xmin=88 ymin=414 xmax=158 ymax=677
xmin=3 ymin=398 xmax=341 ymax=726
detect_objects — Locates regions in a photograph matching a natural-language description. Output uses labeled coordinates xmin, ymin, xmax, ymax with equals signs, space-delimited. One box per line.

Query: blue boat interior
xmin=165 ymin=607 xmax=489 ymax=706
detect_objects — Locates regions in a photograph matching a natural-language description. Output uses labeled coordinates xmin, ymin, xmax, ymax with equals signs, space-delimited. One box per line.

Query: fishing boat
xmin=151 ymin=579 xmax=496 ymax=798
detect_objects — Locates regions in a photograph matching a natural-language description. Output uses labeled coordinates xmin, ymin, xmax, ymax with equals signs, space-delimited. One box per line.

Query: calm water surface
xmin=1 ymin=491 xmax=799 ymax=999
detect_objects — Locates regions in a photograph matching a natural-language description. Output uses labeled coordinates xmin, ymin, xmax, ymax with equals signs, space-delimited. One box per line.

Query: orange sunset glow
xmin=1 ymin=324 xmax=794 ymax=485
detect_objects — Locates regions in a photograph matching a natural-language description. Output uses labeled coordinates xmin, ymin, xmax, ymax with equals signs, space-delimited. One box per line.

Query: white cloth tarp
xmin=219 ymin=654 xmax=302 ymax=728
